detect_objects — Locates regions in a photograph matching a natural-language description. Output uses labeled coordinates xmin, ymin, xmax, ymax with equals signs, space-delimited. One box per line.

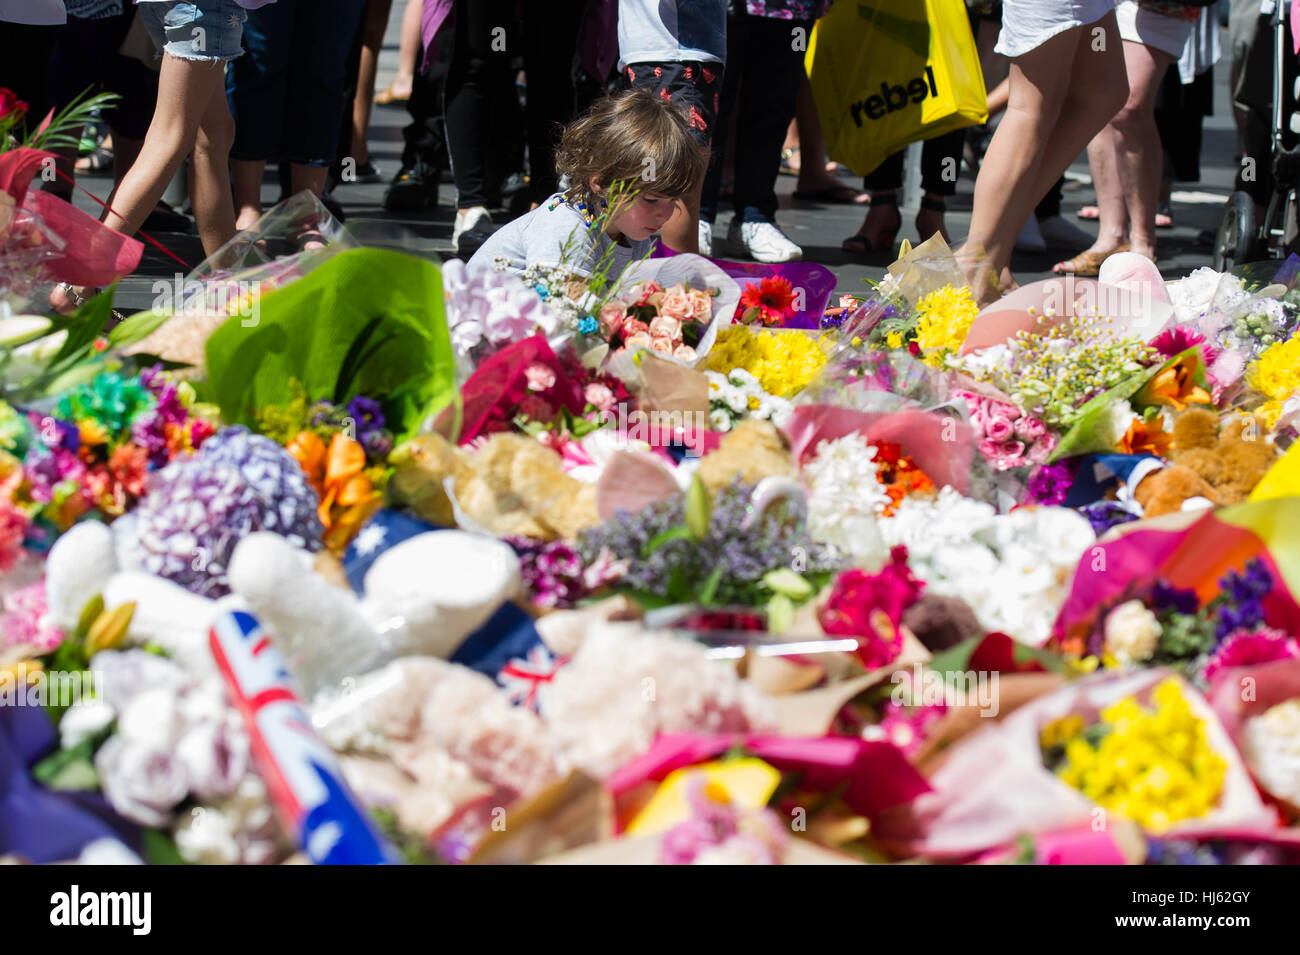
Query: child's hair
xmin=554 ymin=88 xmax=709 ymax=216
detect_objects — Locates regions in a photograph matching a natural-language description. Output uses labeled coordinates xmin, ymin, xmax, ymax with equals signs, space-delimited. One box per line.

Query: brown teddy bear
xmin=388 ymin=432 xmax=600 ymax=540
xmin=695 ymin=418 xmax=797 ymax=493
xmin=1135 ymin=409 xmax=1277 ymax=517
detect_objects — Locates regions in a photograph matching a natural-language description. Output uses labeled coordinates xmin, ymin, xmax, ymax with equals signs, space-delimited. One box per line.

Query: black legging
xmin=443 ymin=0 xmax=583 ymax=209
xmin=701 ymin=10 xmax=809 ymax=223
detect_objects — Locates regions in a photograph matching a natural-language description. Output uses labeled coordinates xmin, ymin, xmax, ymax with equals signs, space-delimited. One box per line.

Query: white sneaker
xmin=1014 ymin=214 xmax=1046 ymax=253
xmin=698 ymin=220 xmax=713 ymax=257
xmin=728 ymin=218 xmax=802 ymax=263
xmin=1038 ymin=214 xmax=1096 ymax=250
xmin=452 ymin=205 xmax=491 ymax=250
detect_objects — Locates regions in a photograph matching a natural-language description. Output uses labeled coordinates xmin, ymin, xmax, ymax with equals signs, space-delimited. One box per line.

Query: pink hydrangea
xmin=0 ymin=580 xmax=65 ymax=651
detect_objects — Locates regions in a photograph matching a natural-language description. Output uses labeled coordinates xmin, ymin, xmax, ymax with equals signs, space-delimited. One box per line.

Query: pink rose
xmin=523 ymin=361 xmax=557 ymax=392
xmin=599 ymin=302 xmax=628 ymax=335
xmin=623 ymin=319 xmax=649 ymax=337
xmin=650 ymin=337 xmax=674 ymax=354
xmin=673 ymin=344 xmax=698 ymax=361
xmin=985 ymin=416 xmax=1014 ymax=442
xmin=980 ymin=439 xmax=1026 ymax=471
xmin=659 ymin=290 xmax=692 ymax=320
xmin=991 ymin=400 xmax=1021 ymax=421
xmin=584 ymin=382 xmax=616 ymax=412
xmin=649 ymin=315 xmax=682 ymax=341
xmin=1015 ymin=415 xmax=1047 ymax=442
xmin=686 ymin=289 xmax=713 ymax=321
xmin=625 ymin=332 xmax=652 ymax=349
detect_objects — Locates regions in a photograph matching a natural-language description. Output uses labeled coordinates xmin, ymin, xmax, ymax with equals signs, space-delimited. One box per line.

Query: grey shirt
xmin=466 ymin=194 xmax=657 ymax=281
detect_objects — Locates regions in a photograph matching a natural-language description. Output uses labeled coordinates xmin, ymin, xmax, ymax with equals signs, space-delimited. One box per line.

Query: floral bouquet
xmin=874 ymin=668 xmax=1276 ymax=858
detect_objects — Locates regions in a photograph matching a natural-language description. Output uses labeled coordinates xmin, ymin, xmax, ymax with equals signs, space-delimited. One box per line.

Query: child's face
xmin=607 ymin=191 xmax=678 ymax=241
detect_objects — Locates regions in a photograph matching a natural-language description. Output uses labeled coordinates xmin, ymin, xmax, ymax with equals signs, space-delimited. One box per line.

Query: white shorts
xmin=995 ymin=0 xmax=1117 ymax=58
xmin=1115 ymin=0 xmax=1196 ymax=57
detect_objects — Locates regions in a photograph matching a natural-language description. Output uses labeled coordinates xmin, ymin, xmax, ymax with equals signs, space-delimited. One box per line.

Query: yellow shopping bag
xmin=806 ymin=0 xmax=989 ymax=177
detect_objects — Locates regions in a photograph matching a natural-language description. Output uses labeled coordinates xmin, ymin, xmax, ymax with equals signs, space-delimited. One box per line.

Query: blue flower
xmin=533 ymin=284 xmax=550 ymax=301
xmin=577 ymin=316 xmax=599 ymax=335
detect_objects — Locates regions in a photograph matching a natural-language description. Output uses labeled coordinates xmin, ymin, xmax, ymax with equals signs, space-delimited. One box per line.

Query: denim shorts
xmin=138 ymin=1 xmax=248 ymax=62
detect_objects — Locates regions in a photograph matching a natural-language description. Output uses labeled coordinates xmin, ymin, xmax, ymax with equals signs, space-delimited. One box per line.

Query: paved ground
xmin=77 ymin=15 xmax=1240 ymax=314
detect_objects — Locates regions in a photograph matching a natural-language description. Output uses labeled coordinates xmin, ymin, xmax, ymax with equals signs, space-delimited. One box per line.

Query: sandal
xmin=915 ymin=195 xmax=950 ymax=244
xmin=1076 ymin=205 xmax=1100 ymax=220
xmin=373 ymin=83 xmax=411 ymax=106
xmin=841 ymin=192 xmax=900 ymax=255
xmin=52 ymin=283 xmax=125 ymax=326
xmin=75 ymin=145 xmax=114 ymax=173
xmin=779 ymin=146 xmax=800 ymax=176
xmin=1155 ymin=202 xmax=1173 ymax=229
xmin=295 ymin=230 xmax=328 ymax=253
xmin=792 ymin=183 xmax=868 ymax=204
xmin=1052 ymin=242 xmax=1130 ymax=277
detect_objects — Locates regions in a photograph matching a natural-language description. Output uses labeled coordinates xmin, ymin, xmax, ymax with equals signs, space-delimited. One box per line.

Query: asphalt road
xmin=79 ymin=14 xmax=1241 ymax=314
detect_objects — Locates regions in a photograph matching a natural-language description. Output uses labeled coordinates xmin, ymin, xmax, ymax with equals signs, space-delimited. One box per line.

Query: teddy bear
xmin=387 ymin=432 xmax=600 ymax=540
xmin=42 ymin=522 xmax=522 ymax=696
xmin=1134 ymin=409 xmax=1277 ymax=518
xmin=695 ymin=418 xmax=797 ymax=494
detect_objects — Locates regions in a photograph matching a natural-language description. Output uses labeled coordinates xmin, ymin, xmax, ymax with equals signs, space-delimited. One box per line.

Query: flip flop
xmin=374 ymin=84 xmax=411 ymax=106
xmin=1052 ymin=242 xmax=1130 ymax=277
xmin=793 ymin=183 xmax=868 ymax=204
xmin=1076 ymin=206 xmax=1100 ymax=220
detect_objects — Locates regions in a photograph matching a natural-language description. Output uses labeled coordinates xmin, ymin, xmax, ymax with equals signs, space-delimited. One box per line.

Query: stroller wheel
xmin=1213 ymin=192 xmax=1257 ymax=271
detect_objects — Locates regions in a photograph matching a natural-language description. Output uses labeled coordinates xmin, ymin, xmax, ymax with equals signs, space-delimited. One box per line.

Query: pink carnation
xmin=523 ymin=361 xmax=557 ymax=393
xmin=1204 ymin=626 xmax=1300 ymax=683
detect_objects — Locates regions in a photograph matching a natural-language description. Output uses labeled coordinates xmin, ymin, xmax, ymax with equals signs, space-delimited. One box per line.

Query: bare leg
xmin=100 ymin=56 xmax=228 ymax=238
xmin=394 ymin=0 xmax=421 ymax=96
xmin=1108 ymin=39 xmax=1173 ymax=260
xmin=352 ymin=0 xmax=393 ymax=166
xmin=960 ymin=12 xmax=1128 ymax=302
xmin=231 ymin=158 xmax=267 ymax=233
xmin=189 ymin=83 xmax=238 ymax=256
xmin=290 ymin=163 xmax=331 ymax=249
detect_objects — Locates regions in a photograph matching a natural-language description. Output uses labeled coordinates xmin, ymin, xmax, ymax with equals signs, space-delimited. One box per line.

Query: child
xmin=467 ymin=88 xmax=708 ymax=280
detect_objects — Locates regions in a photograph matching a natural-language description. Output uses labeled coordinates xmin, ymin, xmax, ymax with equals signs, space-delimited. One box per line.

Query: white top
xmin=617 ymin=0 xmax=727 ymax=71
xmin=466 ymin=193 xmax=658 ymax=280
xmin=0 ymin=0 xmax=66 ymax=25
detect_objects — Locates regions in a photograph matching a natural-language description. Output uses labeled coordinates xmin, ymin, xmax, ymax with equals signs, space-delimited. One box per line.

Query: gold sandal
xmin=1052 ymin=242 xmax=1130 ymax=277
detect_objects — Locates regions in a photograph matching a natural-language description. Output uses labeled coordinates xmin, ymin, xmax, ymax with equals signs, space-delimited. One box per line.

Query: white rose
xmin=116 ymin=686 xmax=184 ymax=749
xmin=176 ymin=721 xmax=250 ymax=802
xmin=1103 ymin=599 xmax=1162 ymax=664
xmin=95 ymin=737 xmax=190 ymax=828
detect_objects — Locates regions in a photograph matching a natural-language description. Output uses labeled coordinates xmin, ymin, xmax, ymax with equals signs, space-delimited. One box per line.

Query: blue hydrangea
xmin=577 ymin=316 xmax=599 ymax=335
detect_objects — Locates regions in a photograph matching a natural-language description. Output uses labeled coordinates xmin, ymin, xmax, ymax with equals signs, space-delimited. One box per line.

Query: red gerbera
xmin=738 ymin=276 xmax=797 ymax=326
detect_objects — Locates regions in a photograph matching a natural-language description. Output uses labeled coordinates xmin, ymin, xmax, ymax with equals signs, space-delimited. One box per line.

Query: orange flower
xmin=1118 ymin=416 xmax=1174 ymax=457
xmin=289 ymin=431 xmax=380 ymax=553
xmin=1137 ymin=355 xmax=1212 ymax=411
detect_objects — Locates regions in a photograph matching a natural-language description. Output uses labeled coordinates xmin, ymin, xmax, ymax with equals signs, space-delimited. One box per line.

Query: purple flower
xmin=1025 ymin=463 xmax=1072 ymax=506
xmin=1079 ymin=500 xmax=1139 ymax=537
xmin=346 ymin=395 xmax=386 ymax=438
xmin=1150 ymin=579 xmax=1200 ymax=616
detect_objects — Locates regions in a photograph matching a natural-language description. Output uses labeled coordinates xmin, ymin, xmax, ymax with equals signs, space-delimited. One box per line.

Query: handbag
xmin=806 ymin=0 xmax=989 ymax=176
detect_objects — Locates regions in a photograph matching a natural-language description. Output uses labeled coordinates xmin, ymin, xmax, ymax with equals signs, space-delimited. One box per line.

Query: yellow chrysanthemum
xmin=913 ymin=284 xmax=979 ymax=367
xmin=1247 ymin=337 xmax=1300 ymax=427
xmin=704 ymin=326 xmax=828 ymax=397
xmin=1054 ymin=678 xmax=1225 ymax=833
